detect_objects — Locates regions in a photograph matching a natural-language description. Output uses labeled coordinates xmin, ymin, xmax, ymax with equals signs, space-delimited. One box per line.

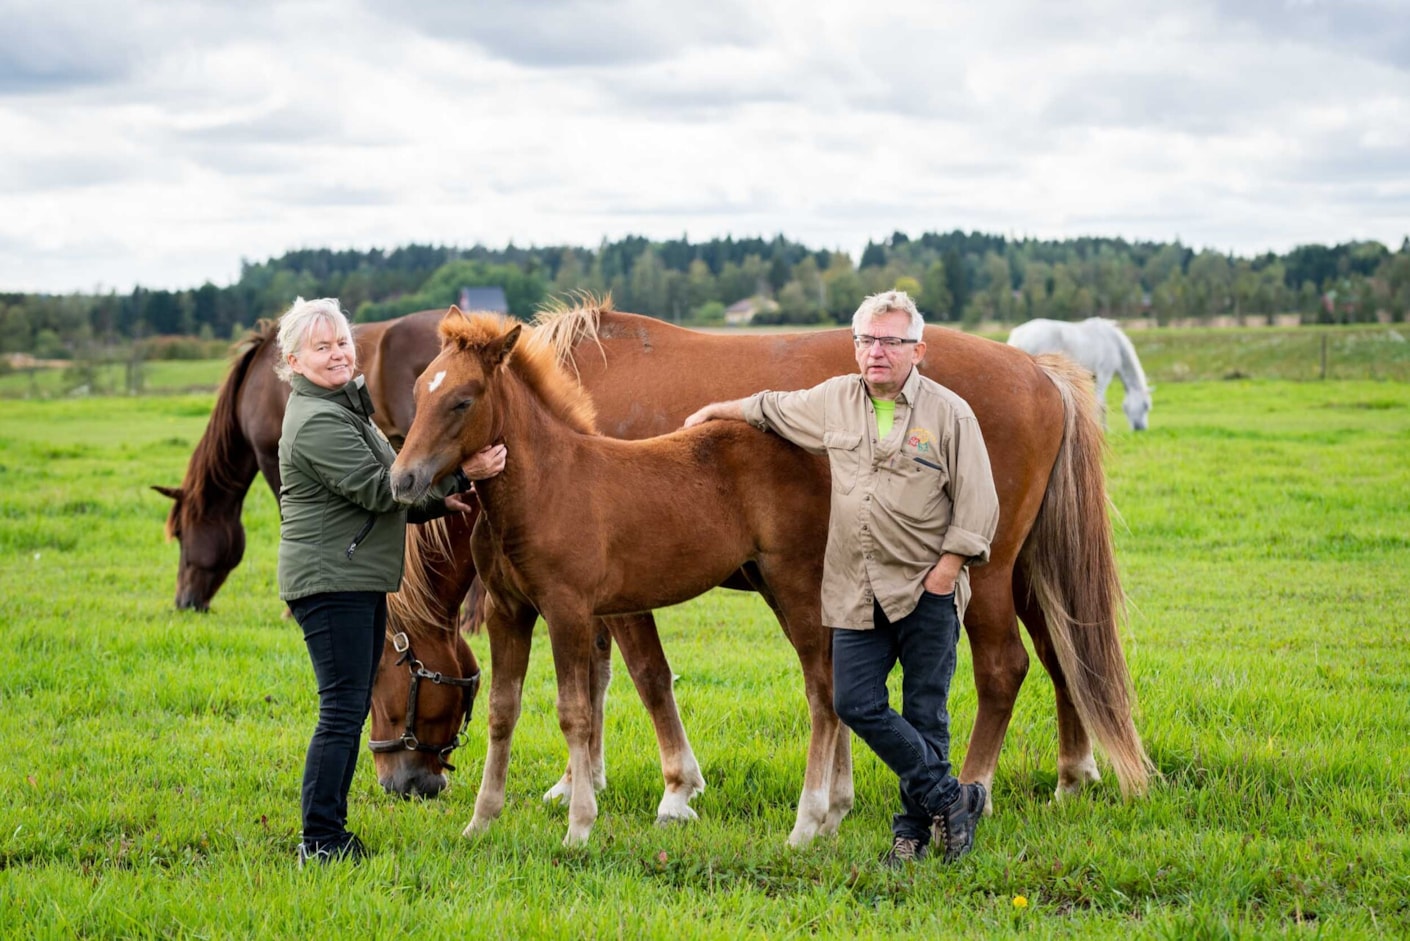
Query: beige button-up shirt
xmin=742 ymin=367 xmax=999 ymax=630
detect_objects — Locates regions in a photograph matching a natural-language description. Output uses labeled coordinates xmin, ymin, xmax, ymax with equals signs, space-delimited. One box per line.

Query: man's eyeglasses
xmin=853 ymin=334 xmax=919 ymax=350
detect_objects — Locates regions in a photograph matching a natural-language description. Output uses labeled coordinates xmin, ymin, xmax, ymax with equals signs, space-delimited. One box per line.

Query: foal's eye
xmin=451 ymin=399 xmax=474 ymax=413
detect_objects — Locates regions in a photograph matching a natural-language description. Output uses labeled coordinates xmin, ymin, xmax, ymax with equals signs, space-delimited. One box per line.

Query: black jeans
xmin=289 ymin=590 xmax=386 ymax=848
xmin=832 ymin=591 xmax=961 ymax=843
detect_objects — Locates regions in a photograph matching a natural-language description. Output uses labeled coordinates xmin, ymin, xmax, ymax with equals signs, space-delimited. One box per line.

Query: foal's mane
xmin=166 ymin=320 xmax=274 ymax=536
xmin=439 ymin=310 xmax=599 ymax=435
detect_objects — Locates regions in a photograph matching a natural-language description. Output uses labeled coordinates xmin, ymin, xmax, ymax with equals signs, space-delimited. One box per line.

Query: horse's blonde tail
xmin=1021 ymin=354 xmax=1154 ymax=797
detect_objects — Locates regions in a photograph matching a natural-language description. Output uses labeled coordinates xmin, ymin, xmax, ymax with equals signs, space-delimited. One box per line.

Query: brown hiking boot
xmin=932 ymin=781 xmax=986 ymax=863
xmin=882 ymin=835 xmax=928 ymax=867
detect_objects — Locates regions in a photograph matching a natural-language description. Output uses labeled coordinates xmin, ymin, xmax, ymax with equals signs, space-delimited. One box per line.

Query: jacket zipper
xmin=346 ymin=514 xmax=376 ymax=558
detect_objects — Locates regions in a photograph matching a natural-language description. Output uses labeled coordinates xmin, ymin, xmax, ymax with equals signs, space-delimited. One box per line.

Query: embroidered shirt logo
xmin=906 ymin=427 xmax=935 ymax=453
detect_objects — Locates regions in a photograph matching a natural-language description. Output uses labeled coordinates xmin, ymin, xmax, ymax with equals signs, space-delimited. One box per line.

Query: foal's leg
xmin=1012 ymin=562 xmax=1100 ymax=798
xmin=543 ymin=607 xmax=602 ymax=846
xmin=543 ymin=619 xmax=613 ymax=804
xmin=606 ymin=612 xmax=706 ymax=824
xmin=956 ymin=564 xmax=1030 ymax=815
xmin=465 ymin=601 xmax=537 ymax=836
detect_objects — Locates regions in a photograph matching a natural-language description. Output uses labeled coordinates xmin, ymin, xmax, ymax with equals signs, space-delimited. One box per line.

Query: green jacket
xmin=277 ymin=374 xmax=460 ymax=602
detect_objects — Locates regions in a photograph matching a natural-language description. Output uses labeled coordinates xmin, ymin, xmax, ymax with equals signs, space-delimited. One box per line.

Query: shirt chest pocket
xmin=889 ymin=453 xmax=946 ymax=522
xmin=823 ymin=430 xmax=864 ymax=495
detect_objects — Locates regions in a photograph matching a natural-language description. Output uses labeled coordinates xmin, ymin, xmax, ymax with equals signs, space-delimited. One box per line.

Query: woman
xmin=275 ymin=297 xmax=505 ymax=866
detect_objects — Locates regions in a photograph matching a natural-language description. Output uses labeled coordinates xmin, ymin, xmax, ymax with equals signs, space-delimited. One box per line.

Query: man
xmin=684 ymin=290 xmax=999 ymax=865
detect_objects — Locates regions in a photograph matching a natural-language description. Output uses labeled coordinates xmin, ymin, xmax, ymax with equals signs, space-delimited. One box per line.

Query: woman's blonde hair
xmin=274 ymin=297 xmax=355 ymax=383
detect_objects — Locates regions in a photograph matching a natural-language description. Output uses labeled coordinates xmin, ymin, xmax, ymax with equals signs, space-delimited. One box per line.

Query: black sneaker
xmin=298 ymin=833 xmax=370 ymax=867
xmin=932 ymin=781 xmax=986 ymax=863
xmin=882 ymin=835 xmax=928 ymax=867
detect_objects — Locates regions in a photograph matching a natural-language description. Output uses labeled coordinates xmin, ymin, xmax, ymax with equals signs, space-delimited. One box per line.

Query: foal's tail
xmin=1021 ymin=354 xmax=1154 ymax=797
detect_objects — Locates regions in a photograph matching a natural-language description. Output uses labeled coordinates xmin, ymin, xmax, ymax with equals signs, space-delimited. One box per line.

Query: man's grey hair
xmin=852 ymin=290 xmax=924 ymax=340
xmin=275 ymin=297 xmax=354 ymax=383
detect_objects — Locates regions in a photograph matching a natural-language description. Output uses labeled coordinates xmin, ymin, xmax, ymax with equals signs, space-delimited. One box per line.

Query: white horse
xmin=1007 ymin=318 xmax=1152 ymax=431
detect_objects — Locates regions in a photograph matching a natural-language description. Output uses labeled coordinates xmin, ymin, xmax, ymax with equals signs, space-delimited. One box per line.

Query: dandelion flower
xmin=1013 ymin=895 xmax=1029 ymax=909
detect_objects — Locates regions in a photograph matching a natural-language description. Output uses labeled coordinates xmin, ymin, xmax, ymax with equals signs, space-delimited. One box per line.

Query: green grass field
xmin=1 ymin=366 xmax=1408 ymax=937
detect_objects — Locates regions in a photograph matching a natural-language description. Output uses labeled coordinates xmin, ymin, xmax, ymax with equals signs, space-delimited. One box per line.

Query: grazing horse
xmin=153 ymin=308 xmax=445 ymax=611
xmin=1007 ymin=317 xmax=1153 ymax=430
xmin=371 ymin=509 xmax=485 ymax=797
xmin=390 ymin=311 xmax=846 ymax=847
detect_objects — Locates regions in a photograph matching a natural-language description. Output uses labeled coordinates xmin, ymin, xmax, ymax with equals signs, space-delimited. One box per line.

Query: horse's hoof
xmin=1055 ymin=757 xmax=1102 ymax=802
xmin=462 ymin=817 xmax=493 ymax=837
xmin=786 ymin=826 xmax=819 ymax=848
xmin=654 ymin=806 xmax=699 ymax=827
xmin=562 ymin=829 xmax=591 ymax=848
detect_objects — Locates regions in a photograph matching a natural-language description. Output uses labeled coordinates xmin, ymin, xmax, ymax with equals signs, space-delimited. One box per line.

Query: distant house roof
xmin=723 ymin=296 xmax=777 ymax=326
xmin=459 ymin=286 xmax=508 ymax=313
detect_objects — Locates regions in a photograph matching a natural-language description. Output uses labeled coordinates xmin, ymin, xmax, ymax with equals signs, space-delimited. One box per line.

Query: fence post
xmin=1320 ymin=333 xmax=1328 ymax=380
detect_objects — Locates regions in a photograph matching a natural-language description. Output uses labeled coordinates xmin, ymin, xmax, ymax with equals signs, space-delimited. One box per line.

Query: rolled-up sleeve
xmin=938 ymin=414 xmax=999 ymax=565
xmin=741 ymin=380 xmax=840 ymax=454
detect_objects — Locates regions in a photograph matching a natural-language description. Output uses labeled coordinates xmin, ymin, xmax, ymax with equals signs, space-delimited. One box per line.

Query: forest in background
xmin=3 ymin=229 xmax=1409 ymax=364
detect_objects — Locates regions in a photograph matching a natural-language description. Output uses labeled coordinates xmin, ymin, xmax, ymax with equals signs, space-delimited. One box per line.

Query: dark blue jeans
xmin=832 ymin=591 xmax=961 ymax=843
xmin=290 ymin=590 xmax=386 ymax=848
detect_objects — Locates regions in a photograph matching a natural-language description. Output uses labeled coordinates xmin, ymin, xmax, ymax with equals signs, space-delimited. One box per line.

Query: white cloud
xmin=0 ymin=0 xmax=1407 ymax=293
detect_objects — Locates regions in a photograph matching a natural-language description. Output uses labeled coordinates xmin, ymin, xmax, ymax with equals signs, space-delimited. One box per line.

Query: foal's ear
xmin=486 ymin=324 xmax=522 ymax=368
xmin=152 ymin=485 xmax=183 ymax=502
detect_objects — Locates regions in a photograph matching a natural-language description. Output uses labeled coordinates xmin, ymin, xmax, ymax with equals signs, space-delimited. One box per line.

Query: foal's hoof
xmin=462 ymin=817 xmax=493 ymax=838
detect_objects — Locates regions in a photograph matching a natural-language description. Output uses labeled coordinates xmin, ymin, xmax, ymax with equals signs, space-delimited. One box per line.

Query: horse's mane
xmin=439 ymin=309 xmax=599 ymax=435
xmin=167 ymin=319 xmax=275 ymax=536
xmin=531 ymin=292 xmax=614 ymax=379
xmin=387 ymin=516 xmax=457 ymax=639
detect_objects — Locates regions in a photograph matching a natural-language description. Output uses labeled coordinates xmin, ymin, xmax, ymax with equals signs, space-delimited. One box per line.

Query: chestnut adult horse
xmin=520 ymin=302 xmax=1152 ymax=811
xmin=390 ymin=311 xmax=845 ymax=847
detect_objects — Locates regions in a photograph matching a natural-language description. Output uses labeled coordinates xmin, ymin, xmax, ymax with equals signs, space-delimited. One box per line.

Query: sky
xmin=2 ymin=0 xmax=1408 ymax=295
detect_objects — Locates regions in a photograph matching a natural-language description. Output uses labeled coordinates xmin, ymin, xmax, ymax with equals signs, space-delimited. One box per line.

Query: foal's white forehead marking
xmin=426 ymin=370 xmax=446 ymax=393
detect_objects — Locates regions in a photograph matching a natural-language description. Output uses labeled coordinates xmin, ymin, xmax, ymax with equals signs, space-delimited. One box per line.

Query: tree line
xmin=3 ymin=231 xmax=1408 ymax=360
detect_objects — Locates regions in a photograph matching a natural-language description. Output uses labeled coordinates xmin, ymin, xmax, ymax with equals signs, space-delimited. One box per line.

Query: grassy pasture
xmin=1 ymin=367 xmax=1408 ymax=937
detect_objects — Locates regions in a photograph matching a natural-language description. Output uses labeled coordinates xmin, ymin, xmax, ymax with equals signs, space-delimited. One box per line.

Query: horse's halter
xmin=368 ymin=631 xmax=481 ymax=771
